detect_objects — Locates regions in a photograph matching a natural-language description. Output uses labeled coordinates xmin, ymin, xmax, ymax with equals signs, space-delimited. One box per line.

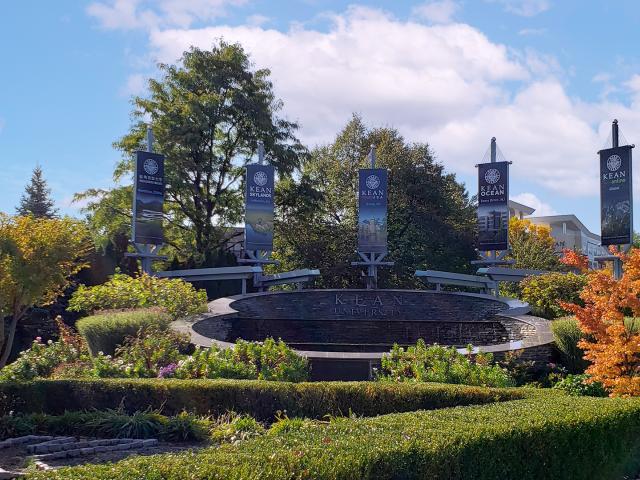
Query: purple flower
xmin=157 ymin=363 xmax=178 ymax=379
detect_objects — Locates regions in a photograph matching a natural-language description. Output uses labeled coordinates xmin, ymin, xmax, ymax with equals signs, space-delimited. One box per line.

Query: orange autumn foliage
xmin=562 ymin=248 xmax=640 ymax=397
xmin=560 ymin=248 xmax=589 ymax=273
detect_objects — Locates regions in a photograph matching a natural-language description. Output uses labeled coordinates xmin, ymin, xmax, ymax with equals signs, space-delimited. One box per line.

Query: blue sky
xmin=2 ymin=0 xmax=640 ymax=234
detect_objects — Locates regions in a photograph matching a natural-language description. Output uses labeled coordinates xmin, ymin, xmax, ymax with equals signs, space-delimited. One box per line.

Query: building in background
xmin=508 ymin=200 xmax=608 ymax=269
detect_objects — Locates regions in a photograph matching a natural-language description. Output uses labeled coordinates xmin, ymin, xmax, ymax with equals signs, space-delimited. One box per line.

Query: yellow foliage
xmin=0 ymin=213 xmax=91 ymax=364
xmin=507 ymin=218 xmax=560 ymax=271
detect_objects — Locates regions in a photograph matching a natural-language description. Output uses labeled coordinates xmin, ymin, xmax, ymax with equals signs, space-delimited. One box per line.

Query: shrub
xmin=0 ymin=338 xmax=82 ymax=382
xmin=0 ymin=379 xmax=523 ymax=421
xmin=0 ymin=409 xmax=217 ymax=442
xmin=0 ymin=317 xmax=86 ymax=381
xmin=268 ymin=415 xmax=306 ymax=436
xmin=174 ymin=339 xmax=309 ymax=382
xmin=377 ymin=341 xmax=515 ymax=387
xmin=553 ymin=374 xmax=608 ymax=397
xmin=23 ymin=394 xmax=640 ymax=480
xmin=114 ymin=326 xmax=190 ymax=377
xmin=76 ymin=308 xmax=171 ymax=356
xmin=210 ymin=414 xmax=265 ymax=444
xmin=551 ymin=316 xmax=588 ymax=373
xmin=84 ymin=408 xmax=168 ymax=438
xmin=520 ymin=272 xmax=588 ymax=319
xmin=68 ymin=273 xmax=208 ymax=320
xmin=163 ymin=411 xmax=212 ymax=442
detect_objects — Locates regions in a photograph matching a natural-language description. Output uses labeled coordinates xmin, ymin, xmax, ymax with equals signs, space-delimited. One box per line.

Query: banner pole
xmin=490 ymin=137 xmax=496 ymax=163
xmin=612 ymin=120 xmax=623 ymax=279
xmin=258 ymin=140 xmax=265 ymax=166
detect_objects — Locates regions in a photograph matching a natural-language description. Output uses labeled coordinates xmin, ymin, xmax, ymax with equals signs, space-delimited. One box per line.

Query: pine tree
xmin=16 ymin=166 xmax=58 ymax=218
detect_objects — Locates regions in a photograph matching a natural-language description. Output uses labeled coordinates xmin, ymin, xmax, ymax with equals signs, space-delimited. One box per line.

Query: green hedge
xmin=76 ymin=309 xmax=171 ymax=356
xmin=26 ymin=394 xmax=640 ymax=480
xmin=0 ymin=379 xmax=522 ymax=421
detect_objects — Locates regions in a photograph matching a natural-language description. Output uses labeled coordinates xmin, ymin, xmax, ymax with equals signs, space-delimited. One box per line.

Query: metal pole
xmin=612 ymin=120 xmax=623 ymax=279
xmin=369 ymin=253 xmax=377 ymax=290
xmin=258 ymin=140 xmax=265 ymax=165
xmin=490 ymin=137 xmax=496 ymax=163
xmin=146 ymin=125 xmax=154 ymax=152
xmin=369 ymin=145 xmax=376 ymax=169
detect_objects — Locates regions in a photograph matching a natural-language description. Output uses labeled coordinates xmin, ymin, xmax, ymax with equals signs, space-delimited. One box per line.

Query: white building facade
xmin=508 ymin=201 xmax=608 ymax=269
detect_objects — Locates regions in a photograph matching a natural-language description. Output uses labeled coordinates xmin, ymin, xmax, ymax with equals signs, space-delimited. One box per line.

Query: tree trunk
xmin=0 ymin=310 xmax=22 ymax=369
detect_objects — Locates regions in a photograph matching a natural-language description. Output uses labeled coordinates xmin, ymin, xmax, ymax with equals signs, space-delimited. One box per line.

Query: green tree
xmin=274 ymin=115 xmax=477 ymax=288
xmin=80 ymin=42 xmax=306 ymax=266
xmin=0 ymin=214 xmax=90 ymax=367
xmin=16 ymin=166 xmax=58 ymax=218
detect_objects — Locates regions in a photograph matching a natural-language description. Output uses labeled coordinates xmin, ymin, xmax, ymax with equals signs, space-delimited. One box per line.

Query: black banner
xmin=245 ymin=164 xmax=275 ymax=252
xmin=133 ymin=151 xmax=165 ymax=245
xmin=358 ymin=168 xmax=388 ymax=253
xmin=478 ymin=161 xmax=509 ymax=251
xmin=600 ymin=145 xmax=633 ymax=246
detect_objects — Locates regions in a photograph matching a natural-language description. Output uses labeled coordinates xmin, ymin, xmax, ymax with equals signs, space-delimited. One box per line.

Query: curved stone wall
xmin=229 ymin=289 xmax=508 ymax=322
xmin=173 ymin=289 xmax=554 ymax=380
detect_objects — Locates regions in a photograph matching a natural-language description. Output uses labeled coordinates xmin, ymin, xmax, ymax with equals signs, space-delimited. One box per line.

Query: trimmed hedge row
xmin=0 ymin=379 xmax=523 ymax=421
xmin=76 ymin=309 xmax=171 ymax=356
xmin=26 ymin=394 xmax=640 ymax=480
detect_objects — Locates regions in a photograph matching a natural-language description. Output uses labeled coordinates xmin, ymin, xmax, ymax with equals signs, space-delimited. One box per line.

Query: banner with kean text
xmin=358 ymin=168 xmax=388 ymax=253
xmin=245 ymin=164 xmax=275 ymax=252
xmin=600 ymin=145 xmax=633 ymax=246
xmin=478 ymin=161 xmax=509 ymax=251
xmin=133 ymin=151 xmax=165 ymax=245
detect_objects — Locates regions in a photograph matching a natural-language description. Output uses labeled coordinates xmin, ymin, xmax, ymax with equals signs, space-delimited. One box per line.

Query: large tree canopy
xmin=274 ymin=116 xmax=477 ymax=288
xmin=80 ymin=42 xmax=306 ymax=266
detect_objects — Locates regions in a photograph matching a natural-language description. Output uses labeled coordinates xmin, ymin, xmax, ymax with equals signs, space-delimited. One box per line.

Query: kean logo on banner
xmin=133 ymin=150 xmax=165 ymax=245
xmin=600 ymin=145 xmax=633 ymax=246
xmin=358 ymin=168 xmax=388 ymax=253
xmin=245 ymin=164 xmax=275 ymax=252
xmin=478 ymin=161 xmax=509 ymax=251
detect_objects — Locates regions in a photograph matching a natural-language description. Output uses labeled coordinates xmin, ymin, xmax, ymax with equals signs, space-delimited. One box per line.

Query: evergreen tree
xmin=16 ymin=166 xmax=58 ymax=218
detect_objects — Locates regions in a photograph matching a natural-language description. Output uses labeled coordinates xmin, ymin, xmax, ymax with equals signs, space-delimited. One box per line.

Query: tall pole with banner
xmin=595 ymin=119 xmax=634 ymax=279
xmin=237 ymin=141 xmax=278 ymax=292
xmin=126 ymin=125 xmax=167 ymax=274
xmin=351 ymin=145 xmax=394 ymax=289
xmin=472 ymin=137 xmax=514 ymax=267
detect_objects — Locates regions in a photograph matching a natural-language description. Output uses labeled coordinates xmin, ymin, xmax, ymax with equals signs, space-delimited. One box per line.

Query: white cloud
xmin=120 ymin=73 xmax=147 ymax=96
xmin=101 ymin=4 xmax=640 ymax=199
xmin=492 ymin=0 xmax=550 ymax=16
xmin=518 ymin=27 xmax=545 ymax=36
xmin=246 ymin=14 xmax=270 ymax=27
xmin=592 ymin=72 xmax=612 ymax=84
xmin=150 ymin=6 xmax=529 ymax=146
xmin=511 ymin=192 xmax=557 ymax=216
xmin=412 ymin=0 xmax=460 ymax=24
xmin=87 ymin=0 xmax=246 ymax=30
